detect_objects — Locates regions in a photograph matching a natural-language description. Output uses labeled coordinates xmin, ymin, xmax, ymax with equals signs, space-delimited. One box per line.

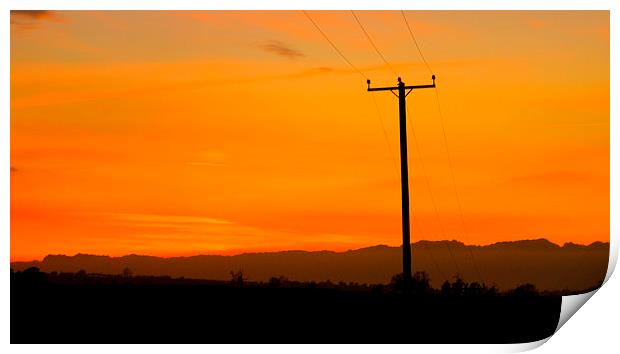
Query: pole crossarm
xmin=367 ymin=75 xmax=436 ymax=93
xmin=367 ymin=86 xmax=398 ymax=92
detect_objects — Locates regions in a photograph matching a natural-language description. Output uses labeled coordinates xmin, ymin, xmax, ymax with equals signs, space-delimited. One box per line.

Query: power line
xmin=370 ymin=92 xmax=399 ymax=177
xmin=304 ymin=12 xmax=431 ymax=281
xmin=399 ymin=11 xmax=484 ymax=283
xmin=304 ymin=10 xmax=400 ymax=189
xmin=433 ymin=88 xmax=485 ymax=282
xmin=406 ymin=104 xmax=461 ymax=277
xmin=305 ymin=10 xmax=472 ymax=283
xmin=407 ymin=152 xmax=449 ymax=282
xmin=417 ymin=241 xmax=449 ymax=282
xmin=350 ymin=10 xmax=398 ymax=76
xmin=411 ymin=206 xmax=449 ymax=281
xmin=302 ymin=11 xmax=368 ymax=80
xmin=400 ymin=11 xmax=433 ymax=76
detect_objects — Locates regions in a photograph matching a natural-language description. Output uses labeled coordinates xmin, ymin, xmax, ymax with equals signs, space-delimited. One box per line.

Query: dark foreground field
xmin=11 ymin=270 xmax=562 ymax=344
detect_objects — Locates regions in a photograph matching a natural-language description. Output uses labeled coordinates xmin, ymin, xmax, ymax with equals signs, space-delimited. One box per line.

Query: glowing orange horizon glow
xmin=11 ymin=11 xmax=609 ymax=262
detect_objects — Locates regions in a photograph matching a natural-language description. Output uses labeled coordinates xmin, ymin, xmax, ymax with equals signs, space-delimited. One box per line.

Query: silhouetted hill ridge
xmin=33 ymin=238 xmax=609 ymax=262
xmin=562 ymin=241 xmax=609 ymax=250
xmin=487 ymin=238 xmax=559 ymax=250
xmin=13 ymin=238 xmax=608 ymax=291
xmin=414 ymin=240 xmax=466 ymax=248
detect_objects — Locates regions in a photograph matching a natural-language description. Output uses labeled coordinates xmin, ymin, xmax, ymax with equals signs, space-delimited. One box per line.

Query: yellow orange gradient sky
xmin=10 ymin=11 xmax=609 ymax=261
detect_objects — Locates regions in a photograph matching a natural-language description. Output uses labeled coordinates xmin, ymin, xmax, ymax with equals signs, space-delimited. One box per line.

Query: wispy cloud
xmin=105 ymin=213 xmax=233 ymax=226
xmin=11 ymin=10 xmax=53 ymax=21
xmin=186 ymin=150 xmax=228 ymax=167
xmin=95 ymin=211 xmax=376 ymax=254
xmin=11 ymin=10 xmax=62 ymax=30
xmin=260 ymin=40 xmax=305 ymax=60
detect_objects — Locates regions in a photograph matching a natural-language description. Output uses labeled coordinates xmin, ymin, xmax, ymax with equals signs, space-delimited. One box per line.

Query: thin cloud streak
xmin=11 ymin=10 xmax=61 ymax=30
xmin=103 ymin=212 xmax=234 ymax=226
xmin=261 ymin=40 xmax=305 ymax=60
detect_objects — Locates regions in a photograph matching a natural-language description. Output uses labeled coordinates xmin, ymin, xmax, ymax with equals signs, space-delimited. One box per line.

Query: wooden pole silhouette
xmin=367 ymin=76 xmax=436 ymax=291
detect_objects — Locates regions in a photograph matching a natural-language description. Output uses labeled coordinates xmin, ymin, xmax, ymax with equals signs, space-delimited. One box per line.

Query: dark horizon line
xmin=11 ymin=237 xmax=610 ymax=264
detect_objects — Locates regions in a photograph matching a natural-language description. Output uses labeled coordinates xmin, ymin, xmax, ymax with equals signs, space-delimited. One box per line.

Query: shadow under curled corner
xmin=523 ymin=243 xmax=618 ymax=351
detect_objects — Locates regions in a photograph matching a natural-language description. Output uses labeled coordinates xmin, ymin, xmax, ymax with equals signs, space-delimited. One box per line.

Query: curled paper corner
xmin=551 ymin=242 xmax=617 ymax=336
xmin=553 ymin=243 xmax=617 ymax=335
xmin=531 ymin=238 xmax=618 ymax=349
xmin=502 ymin=291 xmax=599 ymax=353
xmin=501 ymin=337 xmax=550 ymax=353
xmin=514 ymin=246 xmax=617 ymax=352
xmin=603 ymin=241 xmax=619 ymax=284
xmin=555 ymin=290 xmax=597 ymax=332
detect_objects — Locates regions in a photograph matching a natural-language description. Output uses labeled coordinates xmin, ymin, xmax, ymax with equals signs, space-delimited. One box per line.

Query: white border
xmin=0 ymin=0 xmax=616 ymax=11
xmin=2 ymin=1 xmax=617 ymax=353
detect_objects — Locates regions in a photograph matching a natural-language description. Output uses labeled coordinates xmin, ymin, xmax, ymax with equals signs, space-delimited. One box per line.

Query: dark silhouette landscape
xmin=11 ymin=239 xmax=609 ymax=291
xmin=11 ymin=238 xmax=607 ymax=343
xmin=12 ymin=267 xmax=563 ymax=344
xmin=10 ymin=238 xmax=608 ymax=343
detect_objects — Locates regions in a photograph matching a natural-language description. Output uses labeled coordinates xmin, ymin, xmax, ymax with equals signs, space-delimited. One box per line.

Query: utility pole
xmin=367 ymin=75 xmax=435 ymax=291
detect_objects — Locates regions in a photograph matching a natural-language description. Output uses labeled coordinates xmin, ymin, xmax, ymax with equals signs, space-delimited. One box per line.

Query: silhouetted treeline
xmin=11 ymin=267 xmax=564 ymax=344
xmin=10 ymin=267 xmax=599 ymax=296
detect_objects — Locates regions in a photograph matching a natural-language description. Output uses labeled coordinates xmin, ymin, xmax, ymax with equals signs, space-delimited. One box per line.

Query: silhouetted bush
xmin=390 ymin=273 xmax=405 ymax=292
xmin=269 ymin=276 xmax=288 ymax=288
xmin=511 ymin=283 xmax=539 ymax=297
xmin=371 ymin=284 xmax=385 ymax=295
xmin=268 ymin=277 xmax=281 ymax=288
xmin=441 ymin=280 xmax=451 ymax=295
xmin=230 ymin=270 xmax=246 ymax=286
xmin=465 ymin=281 xmax=483 ymax=296
xmin=321 ymin=280 xmax=334 ymax=288
xmin=411 ymin=271 xmax=432 ymax=294
xmin=440 ymin=276 xmax=498 ymax=297
xmin=122 ymin=267 xmax=133 ymax=278
xmin=451 ymin=276 xmax=466 ymax=296
xmin=17 ymin=266 xmax=47 ymax=284
xmin=390 ymin=271 xmax=432 ymax=294
xmin=24 ymin=267 xmax=40 ymax=274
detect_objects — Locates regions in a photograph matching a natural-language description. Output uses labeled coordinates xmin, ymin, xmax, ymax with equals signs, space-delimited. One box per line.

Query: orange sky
xmin=10 ymin=11 xmax=609 ymax=261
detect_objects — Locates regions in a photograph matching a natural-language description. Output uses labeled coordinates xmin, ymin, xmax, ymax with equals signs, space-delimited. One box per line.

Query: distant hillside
xmin=11 ymin=239 xmax=609 ymax=291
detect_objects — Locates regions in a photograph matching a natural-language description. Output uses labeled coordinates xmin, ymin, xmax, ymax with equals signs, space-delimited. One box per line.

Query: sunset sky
xmin=10 ymin=11 xmax=609 ymax=261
